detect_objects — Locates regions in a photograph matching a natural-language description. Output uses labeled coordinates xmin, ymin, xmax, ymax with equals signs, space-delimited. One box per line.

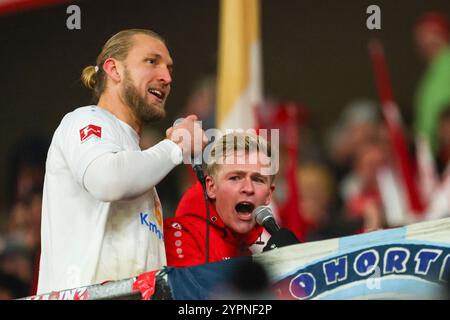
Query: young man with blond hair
xmin=164 ymin=132 xmax=276 ymax=267
xmin=38 ymin=29 xmax=206 ymax=294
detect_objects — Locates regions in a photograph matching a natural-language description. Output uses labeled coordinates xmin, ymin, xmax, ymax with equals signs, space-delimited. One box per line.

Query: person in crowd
xmin=340 ymin=138 xmax=389 ymax=233
xmin=0 ymin=270 xmax=29 ymax=300
xmin=326 ymin=100 xmax=381 ymax=183
xmin=435 ymin=106 xmax=450 ymax=175
xmin=414 ymin=12 xmax=450 ymax=153
xmin=296 ymin=162 xmax=381 ymax=241
xmin=424 ymin=106 xmax=450 ymax=221
xmin=296 ymin=163 xmax=338 ymax=241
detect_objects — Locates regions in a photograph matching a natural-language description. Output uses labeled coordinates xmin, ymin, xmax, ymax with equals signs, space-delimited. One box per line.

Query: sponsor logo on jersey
xmin=140 ymin=212 xmax=164 ymax=240
xmin=79 ymin=124 xmax=102 ymax=143
xmin=154 ymin=199 xmax=163 ymax=227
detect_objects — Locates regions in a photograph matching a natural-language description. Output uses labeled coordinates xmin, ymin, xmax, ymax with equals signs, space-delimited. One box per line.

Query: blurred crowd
xmin=0 ymin=11 xmax=449 ymax=299
xmin=0 ymin=134 xmax=47 ymax=299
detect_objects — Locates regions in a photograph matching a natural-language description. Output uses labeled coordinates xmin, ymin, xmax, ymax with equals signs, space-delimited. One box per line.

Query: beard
xmin=121 ymin=69 xmax=166 ymax=124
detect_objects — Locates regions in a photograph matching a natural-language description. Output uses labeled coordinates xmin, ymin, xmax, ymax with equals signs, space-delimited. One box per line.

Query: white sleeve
xmin=59 ymin=108 xmax=123 ymax=187
xmin=83 ymin=139 xmax=183 ymax=202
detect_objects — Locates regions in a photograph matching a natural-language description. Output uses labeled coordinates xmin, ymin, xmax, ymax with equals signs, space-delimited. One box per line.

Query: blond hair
xmin=206 ymin=132 xmax=275 ymax=182
xmin=81 ymin=29 xmax=165 ymax=102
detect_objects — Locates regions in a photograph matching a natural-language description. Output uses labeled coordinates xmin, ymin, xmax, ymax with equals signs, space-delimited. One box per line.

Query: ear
xmin=205 ymin=175 xmax=217 ymax=200
xmin=264 ymin=184 xmax=276 ymax=205
xmin=103 ymin=58 xmax=122 ymax=83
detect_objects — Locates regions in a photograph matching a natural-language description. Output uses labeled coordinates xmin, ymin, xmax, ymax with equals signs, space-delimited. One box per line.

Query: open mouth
xmin=235 ymin=201 xmax=255 ymax=220
xmin=148 ymin=88 xmax=165 ymax=101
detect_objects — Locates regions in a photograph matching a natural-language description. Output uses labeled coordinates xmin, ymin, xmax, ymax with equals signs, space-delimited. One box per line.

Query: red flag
xmin=256 ymin=102 xmax=307 ymax=242
xmin=368 ymin=39 xmax=425 ymax=215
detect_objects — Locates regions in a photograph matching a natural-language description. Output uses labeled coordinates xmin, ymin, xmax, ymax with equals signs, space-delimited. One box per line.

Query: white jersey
xmin=38 ymin=105 xmax=173 ymax=294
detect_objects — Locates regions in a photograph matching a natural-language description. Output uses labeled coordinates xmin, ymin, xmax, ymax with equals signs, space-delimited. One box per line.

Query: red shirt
xmin=164 ymin=182 xmax=263 ymax=267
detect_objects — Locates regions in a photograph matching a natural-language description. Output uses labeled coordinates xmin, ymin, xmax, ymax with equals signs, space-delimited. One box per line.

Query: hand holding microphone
xmin=166 ymin=115 xmax=208 ymax=183
xmin=166 ymin=115 xmax=208 ymax=162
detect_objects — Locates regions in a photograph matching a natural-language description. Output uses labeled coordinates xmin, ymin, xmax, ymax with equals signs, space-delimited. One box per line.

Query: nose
xmin=158 ymin=65 xmax=172 ymax=85
xmin=240 ymin=177 xmax=255 ymax=195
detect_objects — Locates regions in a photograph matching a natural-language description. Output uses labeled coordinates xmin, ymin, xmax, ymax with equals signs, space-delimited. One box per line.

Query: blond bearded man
xmin=38 ymin=29 xmax=206 ymax=294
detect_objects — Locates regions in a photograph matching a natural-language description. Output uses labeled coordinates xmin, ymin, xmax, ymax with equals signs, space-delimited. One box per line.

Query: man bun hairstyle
xmin=81 ymin=65 xmax=97 ymax=90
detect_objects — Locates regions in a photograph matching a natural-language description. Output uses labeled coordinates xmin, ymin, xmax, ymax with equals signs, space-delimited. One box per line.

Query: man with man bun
xmin=37 ymin=29 xmax=206 ymax=294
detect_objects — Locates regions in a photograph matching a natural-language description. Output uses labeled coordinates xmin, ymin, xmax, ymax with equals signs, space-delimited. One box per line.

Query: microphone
xmin=173 ymin=118 xmax=205 ymax=184
xmin=254 ymin=205 xmax=300 ymax=251
xmin=254 ymin=205 xmax=280 ymax=235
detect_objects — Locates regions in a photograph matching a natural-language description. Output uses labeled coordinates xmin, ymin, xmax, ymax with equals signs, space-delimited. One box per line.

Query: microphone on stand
xmin=254 ymin=205 xmax=300 ymax=252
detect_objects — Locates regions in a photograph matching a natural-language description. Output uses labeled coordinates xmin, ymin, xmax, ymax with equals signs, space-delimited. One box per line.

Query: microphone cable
xmin=194 ymin=165 xmax=210 ymax=264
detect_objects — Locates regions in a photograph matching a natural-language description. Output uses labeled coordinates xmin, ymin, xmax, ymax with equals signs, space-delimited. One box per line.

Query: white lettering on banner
xmin=383 ymin=247 xmax=410 ymax=275
xmin=286 ymin=245 xmax=450 ymax=299
xmin=323 ymin=256 xmax=348 ymax=285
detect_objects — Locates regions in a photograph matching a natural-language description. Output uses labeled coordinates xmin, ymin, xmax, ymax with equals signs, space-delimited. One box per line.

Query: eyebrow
xmin=227 ymin=171 xmax=269 ymax=181
xmin=146 ymin=53 xmax=174 ymax=67
xmin=252 ymin=173 xmax=269 ymax=182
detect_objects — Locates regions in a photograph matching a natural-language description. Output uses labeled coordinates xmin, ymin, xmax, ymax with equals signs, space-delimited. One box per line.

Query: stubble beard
xmin=122 ymin=69 xmax=166 ymax=124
